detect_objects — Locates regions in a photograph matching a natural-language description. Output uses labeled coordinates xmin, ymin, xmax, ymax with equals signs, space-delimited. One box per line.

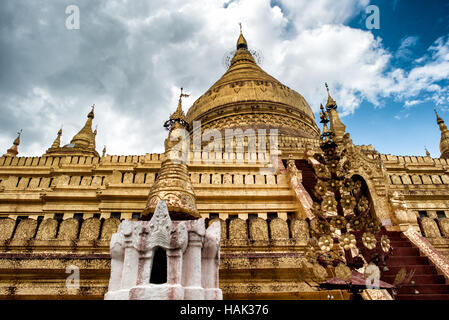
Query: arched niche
xmin=150 ymin=246 xmax=167 ymax=285
xmin=351 ymin=174 xmax=378 ymax=223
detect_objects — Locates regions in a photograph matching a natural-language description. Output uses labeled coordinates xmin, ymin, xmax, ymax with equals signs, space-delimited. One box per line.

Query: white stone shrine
xmin=104 ymin=200 xmax=222 ymax=300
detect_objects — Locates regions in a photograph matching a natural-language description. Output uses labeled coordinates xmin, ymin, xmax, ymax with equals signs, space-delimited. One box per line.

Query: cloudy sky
xmin=1 ymin=0 xmax=448 ymax=157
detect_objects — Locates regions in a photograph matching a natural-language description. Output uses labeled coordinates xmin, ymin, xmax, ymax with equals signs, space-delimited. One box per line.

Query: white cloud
xmin=395 ymin=36 xmax=419 ymax=60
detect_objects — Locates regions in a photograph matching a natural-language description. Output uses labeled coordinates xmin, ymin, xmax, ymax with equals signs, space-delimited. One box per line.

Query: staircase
xmin=380 ymin=231 xmax=449 ymax=300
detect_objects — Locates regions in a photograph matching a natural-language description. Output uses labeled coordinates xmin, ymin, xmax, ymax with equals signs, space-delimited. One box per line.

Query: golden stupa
xmin=186 ymin=29 xmax=320 ymax=141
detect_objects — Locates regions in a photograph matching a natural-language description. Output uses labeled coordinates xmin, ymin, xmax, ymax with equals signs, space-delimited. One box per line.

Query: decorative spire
xmin=102 ymin=145 xmax=106 ymax=157
xmin=425 ymin=146 xmax=431 ymax=157
xmin=3 ymin=130 xmax=22 ymax=157
xmin=50 ymin=127 xmax=63 ymax=149
xmin=236 ymin=22 xmax=248 ymax=50
xmin=323 ymin=83 xmax=346 ymax=143
xmin=435 ymin=109 xmax=449 ymax=159
xmin=88 ymin=104 xmax=95 ymax=119
xmin=325 ymin=83 xmax=337 ymax=110
xmin=164 ymin=88 xmax=190 ymax=131
xmin=143 ymin=89 xmax=200 ymax=220
xmin=70 ymin=105 xmax=97 ymax=148
xmin=44 ymin=105 xmax=99 ymax=157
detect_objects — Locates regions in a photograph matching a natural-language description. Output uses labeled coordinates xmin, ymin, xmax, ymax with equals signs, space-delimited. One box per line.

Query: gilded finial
xmin=425 ymin=146 xmax=431 ymax=157
xmin=3 ymin=129 xmax=22 ymax=157
xmin=435 ymin=109 xmax=444 ymax=124
xmin=102 ymin=145 xmax=106 ymax=157
xmin=164 ymin=88 xmax=190 ymax=131
xmin=88 ymin=104 xmax=95 ymax=119
xmin=325 ymin=83 xmax=337 ymax=110
xmin=49 ymin=127 xmax=62 ymax=149
xmin=236 ymin=23 xmax=248 ymax=50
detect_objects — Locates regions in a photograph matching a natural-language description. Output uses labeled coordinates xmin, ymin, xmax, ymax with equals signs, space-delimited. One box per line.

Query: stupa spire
xmin=324 ymin=83 xmax=346 ymax=143
xmin=3 ymin=130 xmax=22 ymax=157
xmin=164 ymin=88 xmax=190 ymax=131
xmin=143 ymin=88 xmax=200 ymax=220
xmin=44 ymin=105 xmax=99 ymax=157
xmin=236 ymin=22 xmax=248 ymax=50
xmin=50 ymin=127 xmax=63 ymax=149
xmin=325 ymin=82 xmax=337 ymax=110
xmin=70 ymin=105 xmax=96 ymax=148
xmin=435 ymin=109 xmax=449 ymax=159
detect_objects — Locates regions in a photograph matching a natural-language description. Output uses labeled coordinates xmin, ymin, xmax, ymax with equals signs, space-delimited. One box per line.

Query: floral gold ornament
xmin=315 ymin=164 xmax=330 ymax=178
xmin=328 ymin=159 xmax=339 ymax=171
xmin=341 ymin=192 xmax=356 ymax=210
xmin=381 ymin=235 xmax=391 ymax=253
xmin=362 ymin=232 xmax=377 ymax=250
xmin=330 ymin=216 xmax=347 ymax=230
xmin=366 ymin=220 xmax=380 ymax=233
xmin=335 ymin=263 xmax=352 ymax=281
xmin=357 ymin=196 xmax=370 ymax=212
xmin=339 ymin=233 xmax=357 ymax=251
xmin=317 ymin=219 xmax=331 ymax=234
xmin=329 ymin=179 xmax=342 ymax=191
xmin=318 ymin=235 xmax=334 ymax=252
xmin=349 ymin=215 xmax=365 ymax=231
xmin=314 ymin=180 xmax=328 ymax=197
xmin=321 ymin=192 xmax=337 ymax=215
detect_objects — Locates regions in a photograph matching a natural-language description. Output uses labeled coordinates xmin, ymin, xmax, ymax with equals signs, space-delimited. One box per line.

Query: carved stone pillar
xmin=201 ymin=221 xmax=223 ymax=300
xmin=182 ymin=219 xmax=206 ymax=300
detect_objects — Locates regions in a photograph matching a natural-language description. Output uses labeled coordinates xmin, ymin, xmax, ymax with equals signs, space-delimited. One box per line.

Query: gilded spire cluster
xmin=44 ymin=105 xmax=99 ymax=157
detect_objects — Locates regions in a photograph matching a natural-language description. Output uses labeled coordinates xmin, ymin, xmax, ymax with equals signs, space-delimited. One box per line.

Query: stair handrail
xmin=403 ymin=227 xmax=449 ymax=283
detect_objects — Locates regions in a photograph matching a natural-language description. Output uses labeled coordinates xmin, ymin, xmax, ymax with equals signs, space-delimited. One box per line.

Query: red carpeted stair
xmin=380 ymin=231 xmax=449 ymax=300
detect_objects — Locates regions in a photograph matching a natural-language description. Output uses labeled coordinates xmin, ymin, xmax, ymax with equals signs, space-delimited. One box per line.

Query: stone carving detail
xmin=0 ymin=218 xmax=16 ymax=240
xmin=100 ymin=218 xmax=121 ymax=240
xmin=270 ymin=218 xmax=289 ymax=240
xmin=105 ymin=200 xmax=222 ymax=300
xmin=201 ymin=221 xmax=222 ymax=300
xmin=108 ymin=171 xmax=122 ymax=185
xmin=389 ymin=191 xmax=419 ymax=231
xmin=1 ymin=177 xmax=17 ymax=190
xmin=421 ymin=217 xmax=442 ymax=238
xmin=411 ymin=175 xmax=422 ymax=184
xmin=56 ymin=175 xmax=70 ymax=187
xmin=249 ymin=218 xmax=268 ymax=240
xmin=291 ymin=219 xmax=310 ymax=242
xmin=36 ymin=219 xmax=58 ymax=240
xmin=228 ymin=218 xmax=248 ymax=240
xmin=79 ymin=218 xmax=101 ymax=241
xmin=57 ymin=218 xmax=79 ymax=240
xmin=439 ymin=218 xmax=449 ymax=237
xmin=13 ymin=219 xmax=37 ymax=240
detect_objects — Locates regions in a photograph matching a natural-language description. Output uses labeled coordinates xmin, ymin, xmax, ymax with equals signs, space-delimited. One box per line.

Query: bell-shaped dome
xmin=186 ymin=31 xmax=320 ymax=141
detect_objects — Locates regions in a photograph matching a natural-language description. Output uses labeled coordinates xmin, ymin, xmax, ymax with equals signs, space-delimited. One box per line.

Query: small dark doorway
xmin=150 ymin=247 xmax=167 ymax=284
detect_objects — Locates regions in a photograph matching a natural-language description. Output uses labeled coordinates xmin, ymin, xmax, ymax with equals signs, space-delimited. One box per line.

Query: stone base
xmin=105 ymin=284 xmax=185 ymax=300
xmin=204 ymin=288 xmax=223 ymax=300
xmin=184 ymin=286 xmax=205 ymax=300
